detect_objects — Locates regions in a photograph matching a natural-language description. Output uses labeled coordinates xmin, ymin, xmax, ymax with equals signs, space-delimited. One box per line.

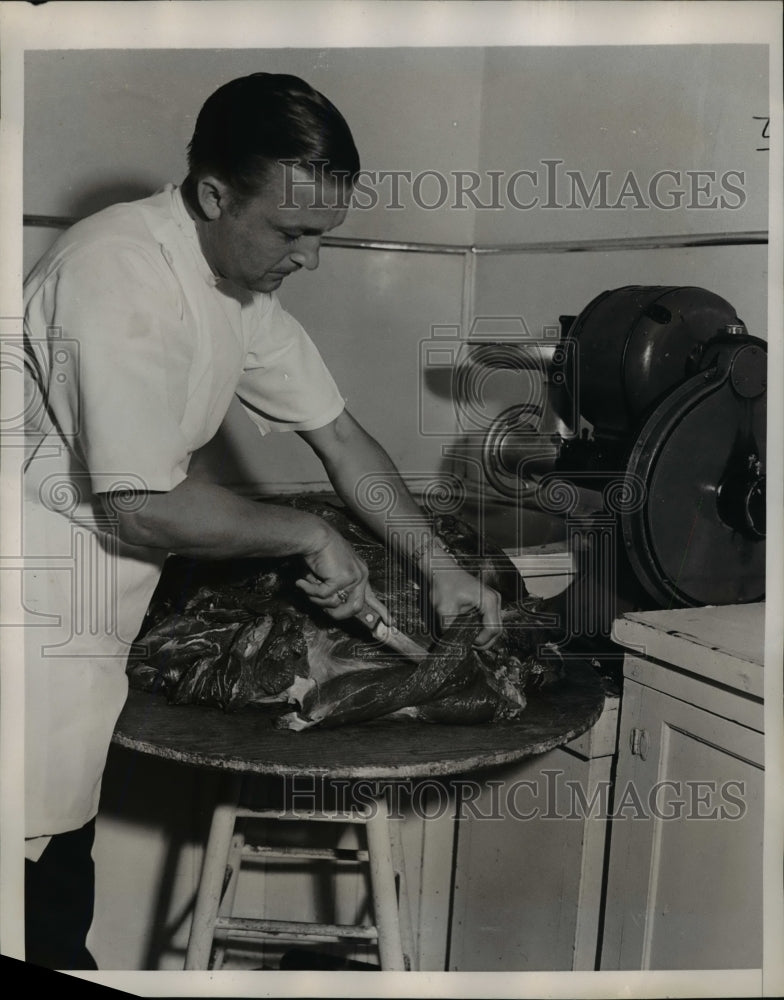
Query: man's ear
xmin=195 ymin=176 xmax=231 ymax=220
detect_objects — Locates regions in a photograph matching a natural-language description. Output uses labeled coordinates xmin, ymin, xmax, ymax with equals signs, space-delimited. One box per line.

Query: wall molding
xmin=23 ymin=214 xmax=768 ymax=256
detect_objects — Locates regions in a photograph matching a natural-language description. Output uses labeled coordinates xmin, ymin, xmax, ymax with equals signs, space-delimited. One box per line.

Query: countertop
xmin=611 ymin=602 xmax=766 ymax=699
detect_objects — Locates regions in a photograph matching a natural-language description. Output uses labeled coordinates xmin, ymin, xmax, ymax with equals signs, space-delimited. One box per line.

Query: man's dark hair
xmin=187 ymin=72 xmax=360 ymax=196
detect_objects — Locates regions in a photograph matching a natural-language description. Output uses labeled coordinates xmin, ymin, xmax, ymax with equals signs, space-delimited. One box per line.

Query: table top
xmin=113 ymin=659 xmax=605 ymax=780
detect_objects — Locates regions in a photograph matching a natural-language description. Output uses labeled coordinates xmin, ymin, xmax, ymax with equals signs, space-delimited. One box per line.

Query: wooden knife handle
xmin=356 ymin=602 xmax=383 ymax=633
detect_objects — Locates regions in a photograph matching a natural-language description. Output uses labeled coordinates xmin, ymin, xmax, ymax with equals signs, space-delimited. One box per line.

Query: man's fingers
xmin=473 ymin=626 xmax=501 ymax=650
xmin=296 ymin=577 xmax=366 ymax=617
xmin=321 ymin=588 xmax=365 ymax=618
xmin=295 ymin=577 xmax=335 ymax=599
xmin=472 ymin=590 xmax=503 ymax=649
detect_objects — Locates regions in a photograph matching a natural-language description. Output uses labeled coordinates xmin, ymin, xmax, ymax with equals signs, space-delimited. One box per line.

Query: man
xmin=22 ymin=72 xmax=501 ymax=969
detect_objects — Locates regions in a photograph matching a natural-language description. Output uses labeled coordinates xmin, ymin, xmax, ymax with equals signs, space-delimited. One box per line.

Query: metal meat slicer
xmin=479 ymin=285 xmax=767 ymax=629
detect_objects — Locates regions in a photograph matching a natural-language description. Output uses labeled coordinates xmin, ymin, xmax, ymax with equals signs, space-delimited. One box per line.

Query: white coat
xmin=22 ymin=185 xmax=345 ymax=845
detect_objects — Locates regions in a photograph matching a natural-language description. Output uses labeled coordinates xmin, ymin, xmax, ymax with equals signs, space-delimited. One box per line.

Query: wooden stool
xmin=112 ymin=676 xmax=604 ymax=971
xmin=184 ymin=774 xmax=416 ymax=971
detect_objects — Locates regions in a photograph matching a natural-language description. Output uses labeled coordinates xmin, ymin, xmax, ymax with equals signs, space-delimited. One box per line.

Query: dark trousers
xmin=25 ymin=819 xmax=99 ymax=970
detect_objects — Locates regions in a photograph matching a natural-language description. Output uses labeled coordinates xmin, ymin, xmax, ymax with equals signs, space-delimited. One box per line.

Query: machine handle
xmin=630 ymin=727 xmax=650 ymax=761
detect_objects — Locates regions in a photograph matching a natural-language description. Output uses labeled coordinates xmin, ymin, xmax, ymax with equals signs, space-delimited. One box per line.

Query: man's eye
xmin=281 ymin=232 xmax=300 ymax=243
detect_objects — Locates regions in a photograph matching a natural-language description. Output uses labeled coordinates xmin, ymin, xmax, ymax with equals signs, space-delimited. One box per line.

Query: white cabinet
xmin=600 ymin=603 xmax=765 ymax=971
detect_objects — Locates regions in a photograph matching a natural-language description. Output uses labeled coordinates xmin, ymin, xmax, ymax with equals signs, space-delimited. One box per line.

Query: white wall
xmin=474 ymin=45 xmax=769 ymax=244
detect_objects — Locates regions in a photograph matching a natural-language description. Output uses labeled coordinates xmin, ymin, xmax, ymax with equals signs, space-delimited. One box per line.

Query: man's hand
xmin=299 ymin=410 xmax=503 ymax=646
xmin=427 ymin=562 xmax=503 ymax=649
xmin=296 ymin=525 xmax=391 ymax=623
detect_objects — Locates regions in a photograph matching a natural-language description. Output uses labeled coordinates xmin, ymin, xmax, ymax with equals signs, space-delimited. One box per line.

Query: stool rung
xmin=214 ymin=916 xmax=379 ymax=941
xmin=242 ymin=844 xmax=369 ymax=862
xmin=237 ymin=807 xmax=370 ymax=823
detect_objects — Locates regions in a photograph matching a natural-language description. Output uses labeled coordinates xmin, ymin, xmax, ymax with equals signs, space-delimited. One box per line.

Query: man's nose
xmin=290 ymin=236 xmax=321 ymax=271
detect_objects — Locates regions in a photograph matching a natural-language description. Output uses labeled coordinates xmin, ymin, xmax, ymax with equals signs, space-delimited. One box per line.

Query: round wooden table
xmin=112 ymin=660 xmax=606 ymax=971
xmin=114 ymin=658 xmax=605 ymax=778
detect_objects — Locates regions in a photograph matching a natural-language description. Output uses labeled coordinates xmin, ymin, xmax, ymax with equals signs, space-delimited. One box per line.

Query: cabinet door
xmin=449 ymin=746 xmax=613 ymax=971
xmin=601 ymin=679 xmax=764 ymax=970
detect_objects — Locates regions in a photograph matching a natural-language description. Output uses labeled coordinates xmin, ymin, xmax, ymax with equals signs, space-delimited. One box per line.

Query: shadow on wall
xmin=92 ymin=744 xmax=222 ymax=970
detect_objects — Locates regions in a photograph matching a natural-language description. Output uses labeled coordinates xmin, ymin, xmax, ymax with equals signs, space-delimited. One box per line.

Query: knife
xmin=354 ymin=601 xmax=430 ymax=663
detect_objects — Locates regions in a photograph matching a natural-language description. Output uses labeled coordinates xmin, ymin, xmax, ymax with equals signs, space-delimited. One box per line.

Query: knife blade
xmin=354 ymin=602 xmax=430 ymax=663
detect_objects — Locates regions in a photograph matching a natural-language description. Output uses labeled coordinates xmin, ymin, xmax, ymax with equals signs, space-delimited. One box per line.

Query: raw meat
xmin=127 ymin=494 xmax=563 ymax=728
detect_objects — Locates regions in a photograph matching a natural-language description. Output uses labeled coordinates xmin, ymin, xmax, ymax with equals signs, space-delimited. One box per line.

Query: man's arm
xmin=298 ymin=408 xmax=503 ymax=647
xmin=100 ymin=477 xmax=381 ymax=622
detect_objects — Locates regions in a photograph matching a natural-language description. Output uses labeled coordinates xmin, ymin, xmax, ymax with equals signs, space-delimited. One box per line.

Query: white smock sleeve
xmin=27 ymin=240 xmax=192 ymax=492
xmin=236 ymin=293 xmax=345 ymax=435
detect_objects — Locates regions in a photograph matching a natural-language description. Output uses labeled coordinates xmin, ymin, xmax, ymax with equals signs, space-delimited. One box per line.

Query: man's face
xmin=196 ymin=165 xmax=349 ymax=294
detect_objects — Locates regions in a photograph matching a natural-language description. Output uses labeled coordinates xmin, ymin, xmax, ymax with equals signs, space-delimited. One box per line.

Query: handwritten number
xmin=753 ymin=115 xmax=770 ymax=151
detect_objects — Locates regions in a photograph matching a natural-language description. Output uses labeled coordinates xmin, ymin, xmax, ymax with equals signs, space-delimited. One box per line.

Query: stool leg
xmin=185 ymin=773 xmax=243 ymax=970
xmin=388 ymin=816 xmax=416 ymax=971
xmin=364 ymin=795 xmax=405 ymax=971
xmin=211 ymin=826 xmax=246 ymax=971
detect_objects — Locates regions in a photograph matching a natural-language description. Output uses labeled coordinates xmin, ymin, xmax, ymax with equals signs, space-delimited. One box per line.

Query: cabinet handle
xmin=630 ymin=727 xmax=650 ymax=760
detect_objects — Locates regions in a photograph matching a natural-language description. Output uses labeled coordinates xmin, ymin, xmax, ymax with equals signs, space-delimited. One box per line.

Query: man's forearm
xmin=102 ymin=478 xmax=329 ymax=560
xmin=314 ymin=417 xmax=453 ymax=568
